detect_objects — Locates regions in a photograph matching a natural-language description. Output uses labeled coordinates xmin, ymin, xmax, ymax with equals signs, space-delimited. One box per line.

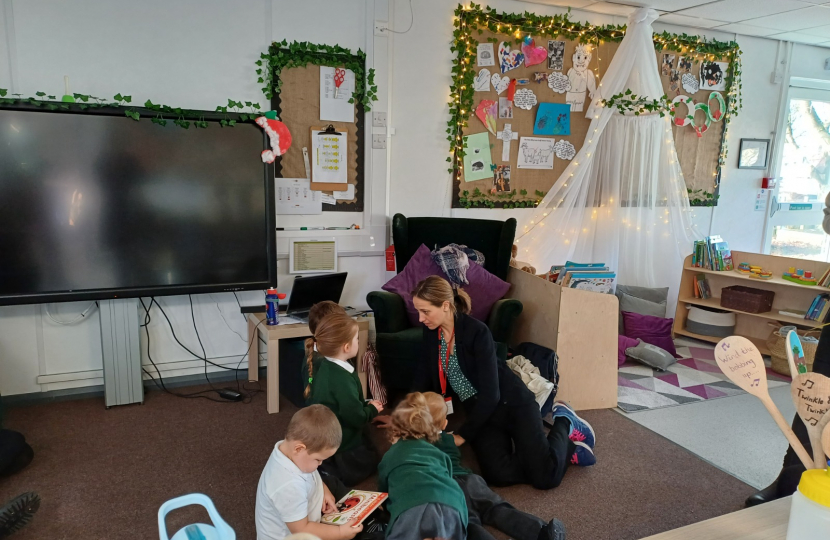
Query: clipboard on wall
xmin=310 ymin=125 xmax=349 ymax=191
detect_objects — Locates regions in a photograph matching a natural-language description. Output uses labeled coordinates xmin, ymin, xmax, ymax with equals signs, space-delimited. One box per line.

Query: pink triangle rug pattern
xmin=617 ymin=345 xmax=792 ymax=413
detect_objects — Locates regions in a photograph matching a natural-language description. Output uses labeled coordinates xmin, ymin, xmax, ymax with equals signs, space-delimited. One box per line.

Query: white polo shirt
xmin=255 ymin=440 xmax=324 ymax=540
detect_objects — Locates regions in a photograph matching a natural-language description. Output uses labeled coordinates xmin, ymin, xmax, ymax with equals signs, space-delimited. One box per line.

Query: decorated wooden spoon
xmin=823 ymin=422 xmax=830 ymax=466
xmin=715 ymin=336 xmax=814 ymax=469
xmin=792 ymin=371 xmax=830 ymax=469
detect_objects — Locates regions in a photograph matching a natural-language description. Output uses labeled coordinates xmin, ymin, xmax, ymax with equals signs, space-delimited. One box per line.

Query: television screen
xmin=0 ymin=107 xmax=276 ymax=305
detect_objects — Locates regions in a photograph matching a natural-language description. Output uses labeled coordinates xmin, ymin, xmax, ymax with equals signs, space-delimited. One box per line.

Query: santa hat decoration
xmin=255 ymin=110 xmax=292 ymax=163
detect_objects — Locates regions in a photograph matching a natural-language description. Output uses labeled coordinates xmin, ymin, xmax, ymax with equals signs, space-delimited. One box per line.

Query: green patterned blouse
xmin=440 ymin=331 xmax=477 ymax=401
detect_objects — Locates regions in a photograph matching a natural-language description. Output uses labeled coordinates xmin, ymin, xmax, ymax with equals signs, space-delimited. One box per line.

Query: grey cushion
xmin=625 ymin=339 xmax=677 ymax=371
xmin=616 ymin=285 xmax=669 ymax=333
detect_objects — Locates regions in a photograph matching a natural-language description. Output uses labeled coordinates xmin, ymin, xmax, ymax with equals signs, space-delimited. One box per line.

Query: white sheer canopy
xmin=515 ymin=8 xmax=699 ymax=315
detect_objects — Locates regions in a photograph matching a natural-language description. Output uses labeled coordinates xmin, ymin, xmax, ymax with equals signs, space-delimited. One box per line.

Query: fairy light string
xmin=448 ymin=3 xmax=742 ymax=211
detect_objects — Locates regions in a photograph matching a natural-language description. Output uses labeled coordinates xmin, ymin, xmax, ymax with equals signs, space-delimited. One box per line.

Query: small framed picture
xmin=738 ymin=139 xmax=770 ymax=169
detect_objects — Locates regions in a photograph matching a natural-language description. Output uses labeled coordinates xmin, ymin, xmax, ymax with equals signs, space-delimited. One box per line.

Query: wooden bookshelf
xmin=674 ymin=251 xmax=830 ymax=355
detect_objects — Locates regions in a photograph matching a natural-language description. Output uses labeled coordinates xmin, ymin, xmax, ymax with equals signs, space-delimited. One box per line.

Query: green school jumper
xmin=434 ymin=432 xmax=472 ymax=477
xmin=378 ymin=438 xmax=469 ymax=532
xmin=308 ymin=359 xmax=378 ymax=452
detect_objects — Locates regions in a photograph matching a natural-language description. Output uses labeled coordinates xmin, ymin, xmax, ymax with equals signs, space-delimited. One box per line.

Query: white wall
xmin=386 ymin=0 xmax=830 ymax=252
xmin=0 ymin=0 xmax=390 ymax=396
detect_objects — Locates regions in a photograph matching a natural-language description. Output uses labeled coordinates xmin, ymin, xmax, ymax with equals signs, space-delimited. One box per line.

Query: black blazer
xmin=414 ymin=312 xmax=528 ymax=441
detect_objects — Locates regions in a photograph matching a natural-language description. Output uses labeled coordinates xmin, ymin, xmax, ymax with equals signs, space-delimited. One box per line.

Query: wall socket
xmin=372 ymin=134 xmax=387 ymax=149
xmin=372 ymin=112 xmax=387 ymax=127
xmin=374 ymin=20 xmax=388 ymax=37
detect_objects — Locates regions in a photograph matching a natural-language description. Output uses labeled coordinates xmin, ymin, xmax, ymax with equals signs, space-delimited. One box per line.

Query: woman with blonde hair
xmin=402 ymin=275 xmax=596 ymax=490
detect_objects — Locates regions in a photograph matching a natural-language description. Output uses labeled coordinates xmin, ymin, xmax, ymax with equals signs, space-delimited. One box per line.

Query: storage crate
xmin=720 ymin=285 xmax=775 ymax=314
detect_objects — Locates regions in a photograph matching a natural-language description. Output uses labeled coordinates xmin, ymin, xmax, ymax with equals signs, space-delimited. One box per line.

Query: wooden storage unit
xmin=674 ymin=251 xmax=830 ymax=355
xmin=506 ymin=267 xmax=618 ymax=410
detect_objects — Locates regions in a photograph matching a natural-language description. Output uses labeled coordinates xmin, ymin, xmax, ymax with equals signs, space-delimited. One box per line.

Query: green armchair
xmin=367 ymin=214 xmax=523 ymax=397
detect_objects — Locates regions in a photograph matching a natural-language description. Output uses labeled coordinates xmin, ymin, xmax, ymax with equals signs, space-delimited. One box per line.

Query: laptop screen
xmin=287 ymin=272 xmax=348 ymax=314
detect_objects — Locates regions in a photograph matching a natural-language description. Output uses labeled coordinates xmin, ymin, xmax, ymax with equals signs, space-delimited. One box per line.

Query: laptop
xmin=284 ymin=272 xmax=348 ymax=321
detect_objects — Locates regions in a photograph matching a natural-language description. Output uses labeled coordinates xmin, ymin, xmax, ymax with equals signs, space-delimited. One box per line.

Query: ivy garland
xmin=257 ymin=40 xmax=378 ymax=109
xmin=459 ymin=188 xmax=546 ymax=209
xmin=601 ymin=90 xmax=671 ymax=117
xmin=448 ymin=3 xmax=743 ymax=207
xmin=0 ymin=89 xmax=264 ymax=129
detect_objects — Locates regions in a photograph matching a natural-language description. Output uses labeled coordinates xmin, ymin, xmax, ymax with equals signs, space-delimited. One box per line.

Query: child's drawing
xmin=566 ymin=44 xmax=596 ymax=112
xmin=517 ymin=137 xmax=555 ymax=170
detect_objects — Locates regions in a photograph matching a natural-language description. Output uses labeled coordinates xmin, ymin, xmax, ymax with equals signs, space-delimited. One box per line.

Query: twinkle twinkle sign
xmin=791 ymin=372 xmax=830 ymax=468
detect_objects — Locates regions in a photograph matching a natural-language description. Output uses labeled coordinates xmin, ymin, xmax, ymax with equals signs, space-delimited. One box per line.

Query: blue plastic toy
xmin=158 ymin=493 xmax=235 ymax=540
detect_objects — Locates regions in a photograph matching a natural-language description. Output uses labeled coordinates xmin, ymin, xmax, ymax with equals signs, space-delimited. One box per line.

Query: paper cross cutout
xmin=497 ymin=124 xmax=519 ymax=162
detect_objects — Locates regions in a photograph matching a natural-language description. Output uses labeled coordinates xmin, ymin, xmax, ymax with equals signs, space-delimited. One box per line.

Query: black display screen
xmin=0 ymin=108 xmax=275 ymax=305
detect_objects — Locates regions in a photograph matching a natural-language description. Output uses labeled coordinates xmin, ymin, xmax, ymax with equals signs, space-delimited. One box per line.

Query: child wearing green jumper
xmin=423 ymin=392 xmax=567 ymax=540
xmin=302 ymin=301 xmax=348 ymax=400
xmin=378 ymin=392 xmax=467 ymax=540
xmin=306 ymin=312 xmax=383 ymax=486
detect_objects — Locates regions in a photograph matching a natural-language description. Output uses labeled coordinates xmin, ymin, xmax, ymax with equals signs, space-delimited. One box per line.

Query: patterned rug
xmin=617 ymin=344 xmax=792 ymax=413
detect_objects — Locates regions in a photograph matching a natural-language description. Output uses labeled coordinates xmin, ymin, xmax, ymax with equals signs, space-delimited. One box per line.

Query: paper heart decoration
xmin=474 ymin=69 xmax=491 ymax=92
xmin=521 ymin=37 xmax=547 ymax=68
xmin=491 ymin=73 xmax=510 ymax=95
xmin=475 ymin=100 xmax=498 ymax=135
xmin=498 ymin=42 xmax=525 ymax=74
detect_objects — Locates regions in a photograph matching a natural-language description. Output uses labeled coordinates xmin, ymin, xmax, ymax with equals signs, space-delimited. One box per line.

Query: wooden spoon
xmin=785 ymin=330 xmax=803 ymax=379
xmin=715 ymin=336 xmax=814 ymax=469
xmin=791 ymin=372 xmax=830 ymax=469
xmin=823 ymin=422 xmax=830 ymax=466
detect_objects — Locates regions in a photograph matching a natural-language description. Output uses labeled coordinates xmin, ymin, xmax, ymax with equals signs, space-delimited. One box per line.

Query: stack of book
xmin=804 ymin=293 xmax=830 ymax=322
xmin=550 ymin=261 xmax=616 ymax=294
xmin=815 ymin=267 xmax=830 ymax=288
xmin=692 ymin=236 xmax=734 ymax=271
xmin=693 ymin=274 xmax=712 ymax=299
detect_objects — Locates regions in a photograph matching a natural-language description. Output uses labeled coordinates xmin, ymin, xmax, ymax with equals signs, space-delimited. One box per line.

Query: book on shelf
xmin=804 ymin=293 xmax=830 ymax=322
xmin=694 ymin=274 xmax=711 ymax=299
xmin=691 ymin=237 xmax=733 ymax=271
xmin=320 ymin=490 xmax=388 ymax=526
xmin=567 ymin=272 xmax=617 ymax=294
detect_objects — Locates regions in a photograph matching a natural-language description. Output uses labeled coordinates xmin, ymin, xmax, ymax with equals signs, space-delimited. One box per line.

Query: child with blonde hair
xmin=378 ymin=392 xmax=468 ymax=540
xmin=422 ymin=392 xmax=567 ymax=540
xmin=306 ymin=312 xmax=383 ymax=486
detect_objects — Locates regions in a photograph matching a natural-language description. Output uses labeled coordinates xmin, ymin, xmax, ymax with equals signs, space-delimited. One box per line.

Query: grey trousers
xmin=456 ymin=473 xmax=546 ymax=540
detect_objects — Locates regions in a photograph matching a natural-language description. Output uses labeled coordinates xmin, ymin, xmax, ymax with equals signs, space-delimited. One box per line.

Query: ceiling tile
xmin=799 ymin=23 xmax=830 ymax=35
xmin=626 ymin=0 xmax=719 ymax=11
xmin=713 ymin=22 xmax=782 ymax=35
xmin=742 ymin=5 xmax=830 ymax=31
xmin=522 ymin=0 xmax=599 ymax=8
xmin=658 ymin=13 xmax=729 ymax=28
xmin=769 ymin=30 xmax=830 ymax=42
xmin=675 ymin=0 xmax=813 ymax=23
xmin=586 ymin=1 xmax=640 ymax=15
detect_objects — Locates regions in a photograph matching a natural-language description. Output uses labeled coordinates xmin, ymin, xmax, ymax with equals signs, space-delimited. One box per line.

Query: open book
xmin=321 ymin=490 xmax=388 ymax=526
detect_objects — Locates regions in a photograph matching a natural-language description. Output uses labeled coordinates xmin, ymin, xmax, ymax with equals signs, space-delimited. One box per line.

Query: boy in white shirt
xmin=256 ymin=405 xmax=363 ymax=540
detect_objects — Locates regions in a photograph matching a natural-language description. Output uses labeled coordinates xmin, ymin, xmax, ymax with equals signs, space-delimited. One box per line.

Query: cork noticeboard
xmin=273 ymin=63 xmax=364 ymax=212
xmin=454 ymin=31 xmax=728 ymax=207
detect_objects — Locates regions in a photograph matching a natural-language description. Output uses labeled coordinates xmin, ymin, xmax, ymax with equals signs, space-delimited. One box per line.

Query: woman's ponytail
xmin=453 ymin=287 xmax=471 ymax=315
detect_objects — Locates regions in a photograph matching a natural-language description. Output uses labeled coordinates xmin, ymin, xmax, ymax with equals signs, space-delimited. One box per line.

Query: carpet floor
xmin=0 ymin=385 xmax=756 ymax=540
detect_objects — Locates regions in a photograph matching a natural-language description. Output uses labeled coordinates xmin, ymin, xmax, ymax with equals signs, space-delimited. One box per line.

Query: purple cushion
xmin=464 ymin=261 xmax=511 ymax=322
xmin=382 ymin=244 xmax=445 ymax=326
xmin=618 ymin=335 xmax=639 ymax=367
xmin=381 ymin=243 xmax=512 ymax=325
xmin=622 ymin=311 xmax=678 ymax=357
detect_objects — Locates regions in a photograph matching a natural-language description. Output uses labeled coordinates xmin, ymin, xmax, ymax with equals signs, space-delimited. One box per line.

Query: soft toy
xmin=510 ymin=244 xmax=536 ymax=274
xmin=255 ymin=110 xmax=292 ymax=163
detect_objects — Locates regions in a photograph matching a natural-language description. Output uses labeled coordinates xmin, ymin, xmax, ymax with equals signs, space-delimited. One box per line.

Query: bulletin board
xmin=449 ymin=6 xmax=740 ymax=209
xmin=272 ymin=63 xmax=365 ymax=212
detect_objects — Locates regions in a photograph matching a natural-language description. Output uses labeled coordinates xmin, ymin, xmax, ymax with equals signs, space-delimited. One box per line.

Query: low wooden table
xmin=640 ymin=497 xmax=791 ymax=539
xmin=247 ymin=313 xmax=370 ymax=414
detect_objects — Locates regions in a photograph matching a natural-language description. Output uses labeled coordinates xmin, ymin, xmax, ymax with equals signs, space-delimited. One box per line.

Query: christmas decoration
xmin=256 ymin=111 xmax=292 ymax=163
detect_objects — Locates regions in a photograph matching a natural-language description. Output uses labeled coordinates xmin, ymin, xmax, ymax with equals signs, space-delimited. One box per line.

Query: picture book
xmin=558 ymin=268 xmax=610 ymax=286
xmin=568 ymin=273 xmax=616 ymax=294
xmin=321 ymin=490 xmax=388 ymax=526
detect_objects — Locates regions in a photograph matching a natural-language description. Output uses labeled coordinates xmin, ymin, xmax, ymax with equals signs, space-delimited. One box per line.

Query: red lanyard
xmin=438 ymin=327 xmax=455 ymax=396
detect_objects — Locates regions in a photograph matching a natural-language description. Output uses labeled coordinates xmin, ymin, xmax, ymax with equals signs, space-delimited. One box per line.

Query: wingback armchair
xmin=367 ymin=214 xmax=523 ymax=398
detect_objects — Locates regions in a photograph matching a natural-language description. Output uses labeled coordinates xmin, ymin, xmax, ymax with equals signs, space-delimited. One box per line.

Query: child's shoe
xmin=537 ymin=517 xmax=567 ymax=540
xmin=569 ymin=441 xmax=596 ymax=467
xmin=0 ymin=492 xmax=40 ymax=538
xmin=551 ymin=401 xmax=595 ymax=448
